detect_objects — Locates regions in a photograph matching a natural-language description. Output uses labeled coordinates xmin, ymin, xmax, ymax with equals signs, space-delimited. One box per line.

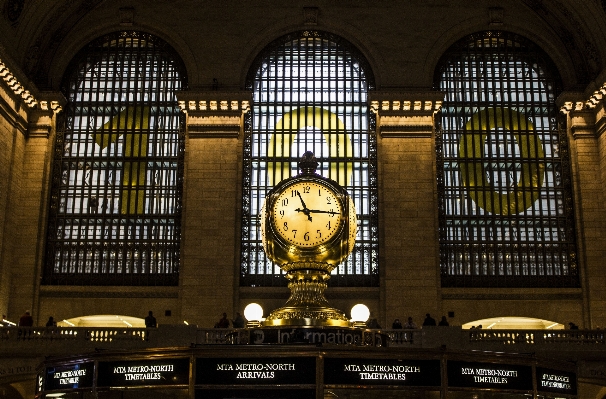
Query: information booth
xmin=35 ymin=345 xmax=577 ymax=399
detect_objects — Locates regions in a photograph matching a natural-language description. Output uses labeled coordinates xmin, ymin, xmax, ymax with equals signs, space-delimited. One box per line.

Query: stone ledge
xmin=39 ymin=286 xmax=179 ymax=298
xmin=441 ymin=288 xmax=582 ymax=301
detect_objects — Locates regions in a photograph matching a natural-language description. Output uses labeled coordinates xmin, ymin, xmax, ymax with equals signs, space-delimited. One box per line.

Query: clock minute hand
xmin=295 ymin=191 xmax=313 ymax=221
xmin=296 ymin=191 xmax=309 ymax=210
xmin=307 ymin=209 xmax=339 ymax=216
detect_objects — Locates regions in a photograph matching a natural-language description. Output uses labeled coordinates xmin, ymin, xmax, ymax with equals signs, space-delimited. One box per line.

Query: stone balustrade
xmin=1 ymin=326 xmax=604 ymax=358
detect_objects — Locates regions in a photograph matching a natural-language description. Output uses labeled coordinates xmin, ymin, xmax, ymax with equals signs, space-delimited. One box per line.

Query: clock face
xmin=271 ymin=181 xmax=343 ymax=247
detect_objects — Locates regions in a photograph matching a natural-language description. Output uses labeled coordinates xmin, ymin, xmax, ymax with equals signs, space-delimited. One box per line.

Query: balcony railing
xmin=1 ymin=326 xmax=604 ymax=359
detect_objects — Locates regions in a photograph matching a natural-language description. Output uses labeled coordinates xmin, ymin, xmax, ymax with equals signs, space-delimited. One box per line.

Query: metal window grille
xmin=44 ymin=31 xmax=187 ymax=285
xmin=435 ymin=31 xmax=578 ymax=287
xmin=241 ymin=31 xmax=378 ymax=287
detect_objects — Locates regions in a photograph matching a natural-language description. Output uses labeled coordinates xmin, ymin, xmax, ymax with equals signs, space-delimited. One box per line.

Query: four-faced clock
xmin=271 ymin=181 xmax=343 ymax=247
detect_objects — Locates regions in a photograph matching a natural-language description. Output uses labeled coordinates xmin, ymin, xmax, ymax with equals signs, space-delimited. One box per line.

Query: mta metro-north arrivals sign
xmin=324 ymin=358 xmax=441 ymax=386
xmin=196 ymin=357 xmax=317 ymax=385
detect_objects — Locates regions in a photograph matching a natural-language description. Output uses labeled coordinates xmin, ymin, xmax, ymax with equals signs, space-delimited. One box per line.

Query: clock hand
xmin=294 ymin=207 xmax=313 ymax=222
xmin=296 ymin=191 xmax=309 ymax=211
xmin=307 ymin=209 xmax=339 ymax=215
xmin=295 ymin=191 xmax=313 ymax=221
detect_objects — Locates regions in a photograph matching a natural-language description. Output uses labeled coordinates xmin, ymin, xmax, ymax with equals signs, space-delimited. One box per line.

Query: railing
xmin=1 ymin=326 xmax=605 ymax=356
xmin=0 ymin=327 xmax=148 ymax=343
xmin=469 ymin=329 xmax=606 ymax=345
xmin=385 ymin=329 xmax=417 ymax=345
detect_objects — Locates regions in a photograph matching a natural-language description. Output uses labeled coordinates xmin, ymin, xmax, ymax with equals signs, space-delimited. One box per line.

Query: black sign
xmin=324 ymin=358 xmax=441 ymax=386
xmin=97 ymin=358 xmax=189 ymax=387
xmin=196 ymin=357 xmax=316 ymax=385
xmin=196 ymin=389 xmax=316 ymax=399
xmin=448 ymin=361 xmax=533 ymax=390
xmin=537 ymin=367 xmax=577 ymax=395
xmin=44 ymin=362 xmax=94 ymax=391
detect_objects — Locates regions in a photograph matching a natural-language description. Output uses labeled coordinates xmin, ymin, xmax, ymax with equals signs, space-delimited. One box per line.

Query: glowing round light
xmin=244 ymin=303 xmax=264 ymax=321
xmin=350 ymin=304 xmax=370 ymax=322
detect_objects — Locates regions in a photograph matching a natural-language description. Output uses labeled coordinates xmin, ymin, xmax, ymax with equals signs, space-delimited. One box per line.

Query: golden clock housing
xmin=260 ymin=151 xmax=357 ymax=327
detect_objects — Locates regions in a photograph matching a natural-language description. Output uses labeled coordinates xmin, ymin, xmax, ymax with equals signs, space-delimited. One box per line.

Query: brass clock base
xmin=263 ymin=306 xmax=350 ymax=327
xmin=263 ymin=267 xmax=351 ymax=327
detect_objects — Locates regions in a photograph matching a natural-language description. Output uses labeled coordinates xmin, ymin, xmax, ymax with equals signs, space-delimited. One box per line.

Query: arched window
xmin=44 ymin=31 xmax=187 ymax=285
xmin=435 ymin=31 xmax=578 ymax=287
xmin=241 ymin=31 xmax=378 ymax=287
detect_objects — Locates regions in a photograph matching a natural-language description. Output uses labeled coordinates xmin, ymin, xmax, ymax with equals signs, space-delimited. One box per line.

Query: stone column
xmin=9 ymin=93 xmax=63 ymax=324
xmin=560 ymin=90 xmax=606 ymax=328
xmin=0 ymin=81 xmax=28 ymax=318
xmin=176 ymin=91 xmax=251 ymax=327
xmin=371 ymin=91 xmax=443 ymax=327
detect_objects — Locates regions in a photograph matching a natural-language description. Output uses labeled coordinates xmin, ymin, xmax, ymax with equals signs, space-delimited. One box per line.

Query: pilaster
xmin=371 ymin=91 xmax=444 ymax=327
xmin=9 ymin=91 xmax=64 ymax=323
xmin=559 ymin=88 xmax=606 ymax=328
xmin=176 ymin=91 xmax=251 ymax=326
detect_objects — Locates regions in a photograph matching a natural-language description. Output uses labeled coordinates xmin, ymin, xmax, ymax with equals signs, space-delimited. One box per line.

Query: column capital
xmin=369 ymin=91 xmax=444 ymax=138
xmin=176 ymin=91 xmax=252 ymax=138
xmin=558 ymin=86 xmax=606 ymax=139
xmin=27 ymin=91 xmax=65 ymax=138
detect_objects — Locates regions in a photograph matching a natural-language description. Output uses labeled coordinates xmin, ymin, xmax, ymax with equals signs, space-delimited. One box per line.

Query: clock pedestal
xmin=261 ymin=151 xmax=357 ymax=328
xmin=263 ymin=264 xmax=350 ymax=327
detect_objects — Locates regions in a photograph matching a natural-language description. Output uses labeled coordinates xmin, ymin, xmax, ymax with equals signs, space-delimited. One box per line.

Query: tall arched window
xmin=435 ymin=31 xmax=578 ymax=287
xmin=44 ymin=31 xmax=187 ymax=285
xmin=241 ymin=31 xmax=378 ymax=287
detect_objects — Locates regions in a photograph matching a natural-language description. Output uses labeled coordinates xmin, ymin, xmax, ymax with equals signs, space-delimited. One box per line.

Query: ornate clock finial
xmin=298 ymin=151 xmax=318 ymax=175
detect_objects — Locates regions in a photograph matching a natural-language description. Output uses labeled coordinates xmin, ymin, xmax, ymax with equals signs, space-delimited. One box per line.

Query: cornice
xmin=369 ymin=91 xmax=444 ymax=138
xmin=0 ymin=58 xmax=37 ymax=109
xmin=369 ymin=91 xmax=444 ymax=116
xmin=176 ymin=91 xmax=252 ymax=113
xmin=176 ymin=91 xmax=252 ymax=139
xmin=0 ymin=58 xmax=65 ymax=116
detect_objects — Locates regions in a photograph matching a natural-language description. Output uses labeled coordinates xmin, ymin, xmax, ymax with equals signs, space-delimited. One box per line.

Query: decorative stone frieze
xmin=177 ymin=91 xmax=252 ymax=138
xmin=0 ymin=58 xmax=37 ymax=108
xmin=369 ymin=91 xmax=444 ymax=138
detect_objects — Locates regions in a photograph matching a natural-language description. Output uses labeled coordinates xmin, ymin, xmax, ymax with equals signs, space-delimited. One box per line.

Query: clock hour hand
xmin=294 ymin=207 xmax=313 ymax=222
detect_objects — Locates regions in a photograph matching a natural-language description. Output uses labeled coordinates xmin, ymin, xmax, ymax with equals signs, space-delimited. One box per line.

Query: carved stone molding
xmin=558 ymin=84 xmax=606 ymax=139
xmin=369 ymin=91 xmax=444 ymax=138
xmin=177 ymin=91 xmax=252 ymax=138
xmin=303 ymin=7 xmax=319 ymax=25
xmin=488 ymin=7 xmax=504 ymax=27
xmin=119 ymin=7 xmax=135 ymax=26
xmin=27 ymin=92 xmax=65 ymax=138
xmin=0 ymin=58 xmax=37 ymax=108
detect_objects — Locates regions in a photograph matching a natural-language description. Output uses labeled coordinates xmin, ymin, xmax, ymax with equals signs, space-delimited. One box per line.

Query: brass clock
xmin=271 ymin=180 xmax=342 ymax=248
xmin=261 ymin=151 xmax=357 ymax=268
xmin=260 ymin=151 xmax=357 ymax=327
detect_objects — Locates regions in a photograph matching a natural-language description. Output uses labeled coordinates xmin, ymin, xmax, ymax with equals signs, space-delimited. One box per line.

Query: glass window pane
xmin=44 ymin=32 xmax=187 ymax=285
xmin=241 ymin=31 xmax=378 ymax=287
xmin=435 ymin=32 xmax=578 ymax=288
